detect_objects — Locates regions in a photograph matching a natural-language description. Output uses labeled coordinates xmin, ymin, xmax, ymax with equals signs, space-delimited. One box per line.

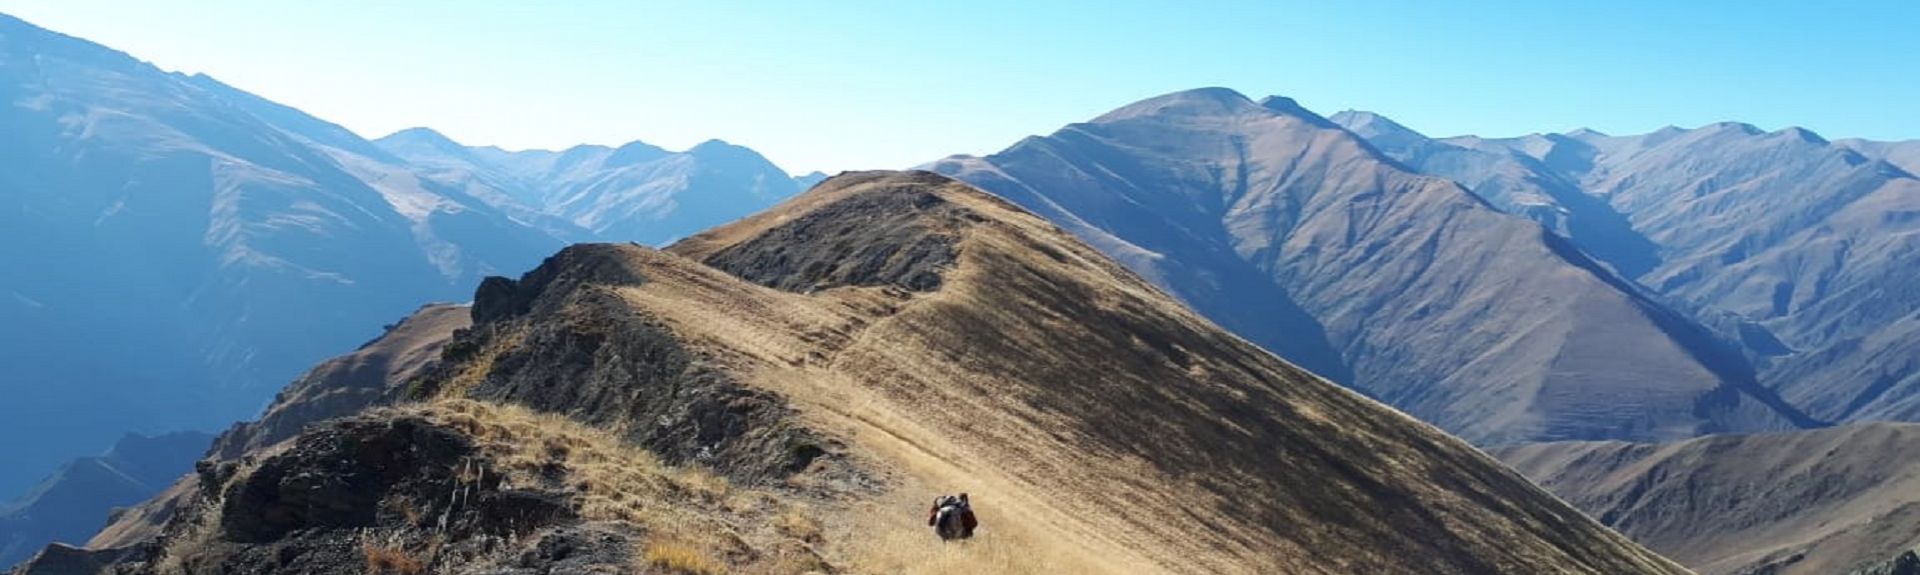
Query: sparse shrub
xmin=643 ymin=539 xmax=726 ymax=575
xmin=773 ymin=507 xmax=824 ymax=544
xmin=361 ymin=537 xmax=426 ymax=575
xmin=677 ymin=466 xmax=730 ymax=501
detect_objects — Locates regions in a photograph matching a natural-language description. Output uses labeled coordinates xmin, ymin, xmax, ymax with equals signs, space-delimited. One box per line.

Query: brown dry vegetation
xmin=360 ymin=533 xmax=429 ymax=575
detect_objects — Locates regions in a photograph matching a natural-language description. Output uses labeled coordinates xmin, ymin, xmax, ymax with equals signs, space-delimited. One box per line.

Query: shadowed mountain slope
xmin=0 ymin=432 xmax=210 ymax=568
xmin=1496 ymin=423 xmax=1920 ymax=575
xmin=932 ymin=88 xmax=1810 ymax=444
xmin=18 ymin=171 xmax=1687 ymax=574
xmin=1449 ymin=125 xmax=1920 ymax=423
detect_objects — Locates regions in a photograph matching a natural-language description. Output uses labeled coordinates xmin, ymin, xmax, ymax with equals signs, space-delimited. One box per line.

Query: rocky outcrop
xmin=1851 ymin=550 xmax=1920 ymax=575
xmin=419 ymin=244 xmax=840 ymax=485
xmin=218 ymin=414 xmax=569 ymax=544
xmin=699 ymin=172 xmax=973 ymax=293
xmin=13 ymin=401 xmax=833 ymax=575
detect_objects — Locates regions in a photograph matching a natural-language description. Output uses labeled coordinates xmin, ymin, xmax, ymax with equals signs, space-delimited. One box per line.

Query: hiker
xmin=927 ymin=492 xmax=979 ymax=540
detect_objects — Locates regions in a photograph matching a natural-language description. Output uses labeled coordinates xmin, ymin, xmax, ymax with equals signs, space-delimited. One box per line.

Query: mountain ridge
xmin=934 ymin=87 xmax=1808 ymax=444
xmin=14 ymin=170 xmax=1689 ymax=574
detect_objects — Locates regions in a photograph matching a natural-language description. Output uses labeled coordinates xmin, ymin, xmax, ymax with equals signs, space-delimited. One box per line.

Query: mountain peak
xmin=603 ymin=139 xmax=670 ymax=167
xmin=1702 ymin=121 xmax=1764 ymax=135
xmin=1257 ymin=94 xmax=1312 ymax=116
xmin=378 ymin=126 xmax=463 ymax=149
xmin=1166 ymin=85 xmax=1254 ymax=103
xmin=687 ymin=138 xmax=756 ymax=158
xmin=1773 ymin=126 xmax=1828 ymax=144
xmin=1093 ymin=87 xmax=1260 ymax=122
xmin=1329 ymin=109 xmax=1427 ymax=140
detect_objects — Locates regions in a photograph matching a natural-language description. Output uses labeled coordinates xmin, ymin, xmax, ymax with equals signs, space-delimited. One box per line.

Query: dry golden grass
xmin=772 ymin=505 xmax=823 ymax=544
xmin=642 ymin=538 xmax=727 ymax=575
xmin=843 ymin=490 xmax=1104 ymax=575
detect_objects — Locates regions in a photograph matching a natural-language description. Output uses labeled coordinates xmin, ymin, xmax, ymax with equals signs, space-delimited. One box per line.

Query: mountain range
xmin=0 ymin=12 xmax=806 ymax=502
xmin=8 ymin=10 xmax=1920 ymax=574
xmin=1329 ymin=108 xmax=1920 ymax=575
xmin=372 ymin=127 xmax=814 ymax=245
xmin=1333 ymin=109 xmax=1920 ymax=425
xmin=11 ymin=171 xmax=1688 ymax=574
xmin=931 ymin=88 xmax=1812 ymax=445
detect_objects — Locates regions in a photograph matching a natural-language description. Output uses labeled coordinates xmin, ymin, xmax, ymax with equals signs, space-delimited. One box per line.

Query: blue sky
xmin=3 ymin=1 xmax=1913 ymax=174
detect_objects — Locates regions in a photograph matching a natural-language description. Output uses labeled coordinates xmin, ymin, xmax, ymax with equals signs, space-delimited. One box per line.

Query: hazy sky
xmin=3 ymin=1 xmax=1913 ymax=174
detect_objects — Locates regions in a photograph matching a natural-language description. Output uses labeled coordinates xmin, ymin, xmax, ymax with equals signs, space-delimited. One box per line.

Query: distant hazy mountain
xmin=1329 ymin=111 xmax=1661 ymax=278
xmin=0 ymin=12 xmax=800 ymax=507
xmin=1496 ymin=424 xmax=1920 ymax=575
xmin=0 ymin=432 xmax=209 ymax=568
xmin=375 ymin=130 xmax=805 ymax=245
xmin=0 ymin=12 xmax=568 ymax=497
xmin=932 ymin=88 xmax=1811 ymax=444
xmin=1422 ymin=122 xmax=1920 ymax=424
xmin=1839 ymin=138 xmax=1920 ymax=175
xmin=792 ymin=170 xmax=830 ymax=190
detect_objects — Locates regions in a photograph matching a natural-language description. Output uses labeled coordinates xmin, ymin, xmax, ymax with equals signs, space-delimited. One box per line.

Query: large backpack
xmin=931 ymin=495 xmax=975 ymax=540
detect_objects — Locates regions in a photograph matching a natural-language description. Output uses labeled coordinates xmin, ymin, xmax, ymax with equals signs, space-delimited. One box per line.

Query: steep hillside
xmin=18 ymin=171 xmax=1688 ymax=574
xmin=209 ymin=303 xmax=471 ymax=459
xmin=1451 ymin=125 xmax=1920 ymax=423
xmin=1495 ymin=423 xmax=1920 ymax=575
xmin=375 ymin=129 xmax=806 ymax=244
xmin=933 ymin=88 xmax=1808 ymax=444
xmin=0 ymin=433 xmax=209 ymax=568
